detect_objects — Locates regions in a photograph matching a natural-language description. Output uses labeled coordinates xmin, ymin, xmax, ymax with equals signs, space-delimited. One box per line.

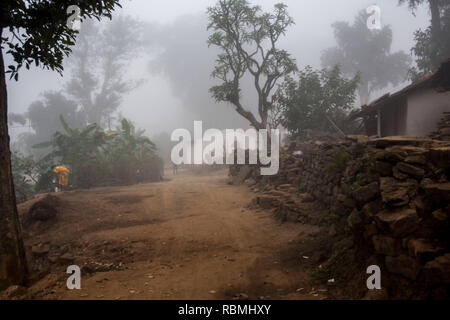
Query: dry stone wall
xmin=231 ymin=136 xmax=450 ymax=299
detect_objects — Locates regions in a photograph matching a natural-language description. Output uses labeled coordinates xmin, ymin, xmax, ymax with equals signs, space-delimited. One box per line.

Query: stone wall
xmin=230 ymin=136 xmax=450 ymax=299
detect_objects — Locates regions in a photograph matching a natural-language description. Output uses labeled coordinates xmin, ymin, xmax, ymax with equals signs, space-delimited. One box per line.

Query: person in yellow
xmin=52 ymin=165 xmax=70 ymax=192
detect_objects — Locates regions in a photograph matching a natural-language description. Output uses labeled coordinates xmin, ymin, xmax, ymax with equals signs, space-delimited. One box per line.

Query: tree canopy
xmin=207 ymin=0 xmax=297 ymax=130
xmin=274 ymin=66 xmax=360 ymax=140
xmin=399 ymin=0 xmax=450 ymax=76
xmin=321 ymin=10 xmax=411 ymax=105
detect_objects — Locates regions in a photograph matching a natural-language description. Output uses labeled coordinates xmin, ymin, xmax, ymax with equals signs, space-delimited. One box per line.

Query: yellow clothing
xmin=53 ymin=166 xmax=70 ymax=187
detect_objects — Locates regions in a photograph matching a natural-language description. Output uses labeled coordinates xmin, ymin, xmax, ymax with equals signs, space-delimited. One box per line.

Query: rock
xmin=376 ymin=147 xmax=408 ymax=163
xmin=423 ymin=182 xmax=450 ymax=202
xmin=299 ymin=193 xmax=314 ymax=203
xmin=375 ymin=208 xmax=420 ymax=237
xmin=0 ymin=285 xmax=27 ymax=299
xmin=422 ymin=254 xmax=450 ymax=284
xmin=352 ymin=182 xmax=380 ymax=206
xmin=395 ymin=162 xmax=425 ymax=179
xmin=372 ymin=235 xmax=401 ymax=256
xmin=346 ymin=135 xmax=369 ymax=144
xmin=31 ymin=244 xmax=50 ymax=256
xmin=408 ymin=239 xmax=443 ymax=263
xmin=379 ymin=177 xmax=418 ymax=207
xmin=347 ymin=209 xmax=363 ymax=228
xmin=373 ymin=161 xmax=392 ymax=176
xmin=363 ymin=223 xmax=378 ymax=239
xmin=404 ymin=155 xmax=426 ymax=165
xmin=361 ymin=199 xmax=383 ymax=217
xmin=432 ymin=208 xmax=448 ymax=221
xmin=25 ymin=195 xmax=58 ymax=224
xmin=385 ymin=255 xmax=421 ymax=280
xmin=254 ymin=196 xmax=279 ymax=209
xmin=392 ymin=166 xmax=409 ymax=180
xmin=429 ymin=147 xmax=450 ymax=168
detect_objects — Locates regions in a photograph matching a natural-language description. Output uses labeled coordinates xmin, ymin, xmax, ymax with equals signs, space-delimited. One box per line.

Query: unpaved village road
xmin=20 ymin=169 xmax=326 ymax=300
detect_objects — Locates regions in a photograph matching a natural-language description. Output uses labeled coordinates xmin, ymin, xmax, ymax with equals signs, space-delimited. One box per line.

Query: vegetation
xmin=207 ymin=0 xmax=297 ymax=130
xmin=0 ymin=0 xmax=122 ymax=289
xmin=274 ymin=66 xmax=359 ymax=140
xmin=321 ymin=10 xmax=411 ymax=105
xmin=27 ymin=117 xmax=163 ymax=189
xmin=399 ymin=0 xmax=450 ymax=77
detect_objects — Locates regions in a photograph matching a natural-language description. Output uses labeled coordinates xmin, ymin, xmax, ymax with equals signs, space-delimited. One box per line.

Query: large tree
xmin=65 ymin=16 xmax=144 ymax=128
xmin=207 ymin=0 xmax=297 ymax=130
xmin=0 ymin=0 xmax=121 ymax=290
xmin=399 ymin=0 xmax=450 ymax=76
xmin=321 ymin=10 xmax=411 ymax=105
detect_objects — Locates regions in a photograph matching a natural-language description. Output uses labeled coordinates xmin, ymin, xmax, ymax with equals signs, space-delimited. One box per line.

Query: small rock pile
xmin=230 ymin=135 xmax=450 ymax=299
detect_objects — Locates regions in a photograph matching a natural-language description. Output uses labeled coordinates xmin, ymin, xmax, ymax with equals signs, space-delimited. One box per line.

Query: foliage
xmin=275 ymin=65 xmax=359 ymax=140
xmin=401 ymin=1 xmax=450 ymax=77
xmin=325 ymin=150 xmax=351 ymax=174
xmin=64 ymin=16 xmax=145 ymax=127
xmin=33 ymin=116 xmax=162 ymax=189
xmin=207 ymin=0 xmax=297 ymax=129
xmin=321 ymin=10 xmax=411 ymax=104
xmin=1 ymin=0 xmax=121 ymax=80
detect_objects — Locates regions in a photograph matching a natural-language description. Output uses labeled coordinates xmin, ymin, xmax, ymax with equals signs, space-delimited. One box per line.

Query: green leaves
xmin=3 ymin=0 xmax=121 ymax=80
xmin=207 ymin=0 xmax=296 ymax=128
xmin=275 ymin=65 xmax=359 ymax=140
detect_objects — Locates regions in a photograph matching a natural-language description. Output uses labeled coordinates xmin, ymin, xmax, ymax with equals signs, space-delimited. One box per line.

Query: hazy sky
xmin=7 ymin=0 xmax=429 ymax=140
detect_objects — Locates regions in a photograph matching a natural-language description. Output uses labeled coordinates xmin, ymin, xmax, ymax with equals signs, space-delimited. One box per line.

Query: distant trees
xmin=65 ymin=16 xmax=145 ymax=128
xmin=274 ymin=66 xmax=360 ymax=140
xmin=207 ymin=0 xmax=297 ymax=130
xmin=321 ymin=10 xmax=411 ymax=105
xmin=399 ymin=0 xmax=450 ymax=76
xmin=0 ymin=0 xmax=121 ymax=290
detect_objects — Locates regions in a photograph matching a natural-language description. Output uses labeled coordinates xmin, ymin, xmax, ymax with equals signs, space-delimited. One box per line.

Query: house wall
xmin=380 ymin=97 xmax=407 ymax=136
xmin=406 ymin=89 xmax=450 ymax=137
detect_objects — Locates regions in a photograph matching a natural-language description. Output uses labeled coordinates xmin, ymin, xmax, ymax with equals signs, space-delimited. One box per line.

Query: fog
xmin=7 ymin=0 xmax=429 ymax=141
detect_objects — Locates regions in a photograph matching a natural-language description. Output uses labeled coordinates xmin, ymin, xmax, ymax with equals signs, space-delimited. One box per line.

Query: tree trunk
xmin=0 ymin=30 xmax=28 ymax=290
xmin=428 ymin=0 xmax=442 ymax=68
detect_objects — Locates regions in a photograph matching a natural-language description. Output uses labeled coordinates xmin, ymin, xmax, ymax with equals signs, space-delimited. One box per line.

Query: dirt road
xmin=20 ymin=169 xmax=326 ymax=300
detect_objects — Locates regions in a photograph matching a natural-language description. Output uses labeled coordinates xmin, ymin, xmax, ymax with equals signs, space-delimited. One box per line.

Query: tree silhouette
xmin=0 ymin=0 xmax=121 ymax=289
xmin=207 ymin=0 xmax=297 ymax=130
xmin=321 ymin=10 xmax=411 ymax=105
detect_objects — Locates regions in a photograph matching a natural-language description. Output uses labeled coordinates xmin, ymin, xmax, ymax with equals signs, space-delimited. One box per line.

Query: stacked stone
xmin=229 ymin=135 xmax=450 ymax=298
xmin=429 ymin=112 xmax=450 ymax=141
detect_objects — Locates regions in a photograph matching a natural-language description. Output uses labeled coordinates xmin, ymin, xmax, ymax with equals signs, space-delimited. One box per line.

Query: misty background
xmin=6 ymin=0 xmax=429 ymax=145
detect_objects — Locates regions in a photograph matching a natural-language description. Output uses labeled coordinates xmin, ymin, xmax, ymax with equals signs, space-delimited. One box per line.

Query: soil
xmin=15 ymin=169 xmax=330 ymax=300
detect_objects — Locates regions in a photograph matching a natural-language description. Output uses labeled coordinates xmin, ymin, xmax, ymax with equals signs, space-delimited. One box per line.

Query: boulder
xmin=372 ymin=161 xmax=392 ymax=176
xmin=429 ymin=147 xmax=450 ymax=168
xmin=385 ymin=255 xmax=421 ymax=280
xmin=395 ymin=162 xmax=425 ymax=179
xmin=422 ymin=254 xmax=450 ymax=284
xmin=25 ymin=195 xmax=58 ymax=225
xmin=375 ymin=208 xmax=420 ymax=237
xmin=372 ymin=235 xmax=401 ymax=256
xmin=379 ymin=177 xmax=418 ymax=207
xmin=407 ymin=239 xmax=443 ymax=263
xmin=352 ymin=182 xmax=380 ymax=206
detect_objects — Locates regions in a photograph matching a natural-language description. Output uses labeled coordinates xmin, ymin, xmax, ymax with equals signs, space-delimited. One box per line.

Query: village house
xmin=350 ymin=59 xmax=450 ymax=139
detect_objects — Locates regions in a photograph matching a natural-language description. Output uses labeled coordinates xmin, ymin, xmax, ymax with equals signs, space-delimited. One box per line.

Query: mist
xmin=7 ymin=0 xmax=429 ymax=142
